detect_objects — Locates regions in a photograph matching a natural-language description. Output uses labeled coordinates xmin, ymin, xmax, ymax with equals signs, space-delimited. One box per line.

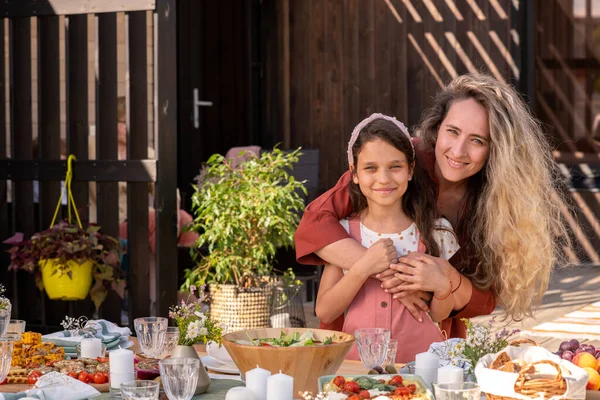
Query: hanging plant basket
xmin=40 ymin=258 xmax=93 ymax=300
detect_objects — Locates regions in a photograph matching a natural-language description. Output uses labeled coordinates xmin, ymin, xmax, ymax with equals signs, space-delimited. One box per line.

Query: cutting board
xmin=0 ymin=382 xmax=109 ymax=393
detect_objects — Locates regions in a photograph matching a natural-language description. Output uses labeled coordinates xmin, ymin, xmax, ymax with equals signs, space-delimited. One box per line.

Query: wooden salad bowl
xmin=222 ymin=327 xmax=355 ymax=395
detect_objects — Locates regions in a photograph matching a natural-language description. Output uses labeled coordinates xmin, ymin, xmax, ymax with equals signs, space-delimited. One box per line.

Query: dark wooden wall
xmin=262 ymin=0 xmax=520 ymax=192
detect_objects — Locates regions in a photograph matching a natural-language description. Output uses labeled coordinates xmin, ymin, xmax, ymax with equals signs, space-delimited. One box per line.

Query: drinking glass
xmin=160 ymin=327 xmax=180 ymax=358
xmin=0 ymin=304 xmax=11 ymax=337
xmin=383 ymin=339 xmax=398 ymax=368
xmin=134 ymin=317 xmax=168 ymax=358
xmin=120 ymin=380 xmax=160 ymax=400
xmin=7 ymin=319 xmax=25 ymax=335
xmin=354 ymin=328 xmax=390 ymax=369
xmin=0 ymin=340 xmax=13 ymax=385
xmin=434 ymin=382 xmax=481 ymax=400
xmin=159 ymin=358 xmax=200 ymax=400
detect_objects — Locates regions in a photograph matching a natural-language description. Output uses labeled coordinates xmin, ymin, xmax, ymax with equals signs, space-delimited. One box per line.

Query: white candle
xmin=414 ymin=367 xmax=438 ymax=387
xmin=109 ymin=348 xmax=134 ymax=374
xmin=266 ymin=371 xmax=293 ymax=400
xmin=110 ymin=372 xmax=136 ymax=390
xmin=437 ymin=365 xmax=464 ymax=384
xmin=80 ymin=338 xmax=102 ymax=359
xmin=226 ymin=387 xmax=257 ymax=400
xmin=246 ymin=365 xmax=271 ymax=400
xmin=415 ymin=352 xmax=439 ymax=369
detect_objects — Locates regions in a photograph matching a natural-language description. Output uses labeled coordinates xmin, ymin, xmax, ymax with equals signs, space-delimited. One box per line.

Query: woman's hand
xmin=389 ymin=252 xmax=453 ymax=295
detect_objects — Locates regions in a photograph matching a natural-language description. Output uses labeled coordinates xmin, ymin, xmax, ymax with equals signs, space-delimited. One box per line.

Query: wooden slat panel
xmin=37 ymin=16 xmax=62 ymax=229
xmin=311 ymin=0 xmax=327 ymax=187
xmin=289 ymin=0 xmax=311 ymax=149
xmin=0 ymin=0 xmax=155 ymax=18
xmin=155 ymin=0 xmax=179 ymax=318
xmin=95 ymin=12 xmax=120 ymax=322
xmin=126 ymin=10 xmax=151 ymax=322
xmin=388 ymin=0 xmax=407 ymax=122
xmin=406 ymin=1 xmax=424 ymax=126
xmin=66 ymin=14 xmax=90 ymax=224
xmin=0 ymin=160 xmax=157 ymax=182
xmin=11 ymin=17 xmax=37 ymax=325
xmin=341 ymin=0 xmax=359 ymax=161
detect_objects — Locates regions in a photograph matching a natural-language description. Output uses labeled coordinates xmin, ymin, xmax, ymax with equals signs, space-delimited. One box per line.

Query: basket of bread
xmin=475 ymin=343 xmax=588 ymax=399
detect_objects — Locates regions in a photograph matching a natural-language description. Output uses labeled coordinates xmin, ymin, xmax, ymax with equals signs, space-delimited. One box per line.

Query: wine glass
xmin=134 ymin=317 xmax=168 ymax=358
xmin=354 ymin=328 xmax=390 ymax=369
xmin=0 ymin=340 xmax=13 ymax=385
xmin=159 ymin=358 xmax=200 ymax=400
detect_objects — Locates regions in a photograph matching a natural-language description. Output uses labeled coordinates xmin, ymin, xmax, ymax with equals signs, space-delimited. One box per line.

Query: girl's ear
xmin=408 ymin=161 xmax=415 ymax=181
xmin=350 ymin=164 xmax=359 ymax=184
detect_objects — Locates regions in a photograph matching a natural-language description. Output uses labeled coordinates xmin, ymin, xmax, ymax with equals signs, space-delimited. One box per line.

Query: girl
xmin=298 ymin=73 xmax=571 ymax=338
xmin=315 ymin=114 xmax=460 ymax=363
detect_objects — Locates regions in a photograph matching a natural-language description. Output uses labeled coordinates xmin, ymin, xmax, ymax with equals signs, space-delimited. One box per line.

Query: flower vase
xmin=0 ymin=303 xmax=10 ymax=336
xmin=170 ymin=345 xmax=211 ymax=394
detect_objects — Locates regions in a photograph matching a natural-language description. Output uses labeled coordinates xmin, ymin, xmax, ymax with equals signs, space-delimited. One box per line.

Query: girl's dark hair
xmin=348 ymin=119 xmax=441 ymax=257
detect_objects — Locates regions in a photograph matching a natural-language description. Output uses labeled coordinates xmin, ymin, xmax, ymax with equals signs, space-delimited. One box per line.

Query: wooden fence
xmin=0 ymin=0 xmax=178 ymax=332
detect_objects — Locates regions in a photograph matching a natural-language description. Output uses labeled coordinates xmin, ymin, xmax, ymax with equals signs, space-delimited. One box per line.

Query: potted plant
xmin=182 ymin=146 xmax=307 ymax=332
xmin=5 ymin=221 xmax=125 ymax=309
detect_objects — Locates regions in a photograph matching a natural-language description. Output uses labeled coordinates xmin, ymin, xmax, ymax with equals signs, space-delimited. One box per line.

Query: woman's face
xmin=352 ymin=138 xmax=413 ymax=209
xmin=435 ymin=98 xmax=490 ymax=184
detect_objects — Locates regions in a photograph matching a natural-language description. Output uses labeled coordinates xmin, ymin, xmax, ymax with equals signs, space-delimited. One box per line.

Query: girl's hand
xmin=389 ymin=252 xmax=452 ymax=295
xmin=355 ymin=238 xmax=398 ymax=276
xmin=395 ymin=287 xmax=432 ymax=323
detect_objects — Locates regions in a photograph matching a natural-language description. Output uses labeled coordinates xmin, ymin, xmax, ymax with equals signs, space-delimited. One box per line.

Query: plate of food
xmin=316 ymin=374 xmax=434 ymax=400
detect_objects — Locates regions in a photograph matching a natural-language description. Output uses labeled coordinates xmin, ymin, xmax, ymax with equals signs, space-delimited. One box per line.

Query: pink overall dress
xmin=342 ymin=218 xmax=445 ymax=363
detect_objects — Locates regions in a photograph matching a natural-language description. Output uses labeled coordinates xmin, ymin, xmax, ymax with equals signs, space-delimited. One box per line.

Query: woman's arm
xmin=429 ymin=278 xmax=455 ymax=323
xmin=295 ymin=171 xmax=354 ymax=265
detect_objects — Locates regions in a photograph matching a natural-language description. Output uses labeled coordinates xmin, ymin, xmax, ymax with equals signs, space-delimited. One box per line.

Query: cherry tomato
xmin=406 ymin=383 xmax=417 ymax=393
xmin=332 ymin=375 xmax=346 ymax=388
xmin=78 ymin=371 xmax=90 ymax=383
xmin=343 ymin=381 xmax=361 ymax=393
xmin=28 ymin=371 xmax=42 ymax=385
xmin=393 ymin=387 xmax=411 ymax=396
xmin=389 ymin=375 xmax=403 ymax=386
xmin=1 ymin=377 xmax=7 ymax=385
xmin=102 ymin=372 xmax=110 ymax=382
xmin=259 ymin=343 xmax=273 ymax=347
xmin=358 ymin=389 xmax=371 ymax=399
xmin=92 ymin=373 xmax=106 ymax=384
xmin=67 ymin=372 xmax=78 ymax=379
xmin=347 ymin=396 xmax=361 ymax=400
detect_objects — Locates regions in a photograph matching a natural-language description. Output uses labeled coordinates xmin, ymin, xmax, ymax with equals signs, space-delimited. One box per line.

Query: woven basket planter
xmin=209 ymin=283 xmax=273 ymax=333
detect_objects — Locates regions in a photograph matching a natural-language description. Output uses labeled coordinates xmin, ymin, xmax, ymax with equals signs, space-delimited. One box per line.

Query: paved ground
xmin=303 ymin=264 xmax=600 ymax=352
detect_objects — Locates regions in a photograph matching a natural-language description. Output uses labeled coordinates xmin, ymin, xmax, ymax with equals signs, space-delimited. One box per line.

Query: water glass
xmin=160 ymin=327 xmax=180 ymax=358
xmin=159 ymin=358 xmax=200 ymax=400
xmin=0 ymin=304 xmax=11 ymax=337
xmin=383 ymin=339 xmax=398 ymax=367
xmin=434 ymin=382 xmax=481 ymax=400
xmin=354 ymin=328 xmax=390 ymax=369
xmin=120 ymin=380 xmax=160 ymax=400
xmin=134 ymin=317 xmax=168 ymax=358
xmin=0 ymin=340 xmax=13 ymax=384
xmin=7 ymin=319 xmax=25 ymax=335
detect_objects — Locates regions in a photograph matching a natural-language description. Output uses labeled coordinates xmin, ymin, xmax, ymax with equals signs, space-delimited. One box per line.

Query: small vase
xmin=170 ymin=345 xmax=211 ymax=394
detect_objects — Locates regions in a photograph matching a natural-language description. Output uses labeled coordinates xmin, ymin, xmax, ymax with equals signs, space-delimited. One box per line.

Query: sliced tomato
xmin=358 ymin=389 xmax=371 ymax=399
xmin=28 ymin=370 xmax=43 ymax=385
xmin=343 ymin=381 xmax=360 ymax=393
xmin=332 ymin=375 xmax=346 ymax=388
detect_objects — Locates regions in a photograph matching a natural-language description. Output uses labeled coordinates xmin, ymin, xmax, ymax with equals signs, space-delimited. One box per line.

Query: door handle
xmin=193 ymin=88 xmax=213 ymax=128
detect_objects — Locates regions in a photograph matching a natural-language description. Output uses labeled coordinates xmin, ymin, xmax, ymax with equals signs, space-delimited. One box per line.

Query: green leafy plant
xmin=5 ymin=221 xmax=125 ymax=309
xmin=182 ymin=147 xmax=307 ymax=288
xmin=169 ymin=285 xmax=222 ymax=346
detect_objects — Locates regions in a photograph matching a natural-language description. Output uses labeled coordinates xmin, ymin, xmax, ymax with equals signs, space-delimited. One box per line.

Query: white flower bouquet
xmin=169 ymin=285 xmax=222 ymax=346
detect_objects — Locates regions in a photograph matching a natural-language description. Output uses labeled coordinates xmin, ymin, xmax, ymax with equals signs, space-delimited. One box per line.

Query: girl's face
xmin=435 ymin=98 xmax=490 ymax=184
xmin=352 ymin=138 xmax=413 ymax=209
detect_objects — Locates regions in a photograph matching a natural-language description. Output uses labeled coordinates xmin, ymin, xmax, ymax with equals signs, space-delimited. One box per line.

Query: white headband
xmin=347 ymin=113 xmax=414 ymax=166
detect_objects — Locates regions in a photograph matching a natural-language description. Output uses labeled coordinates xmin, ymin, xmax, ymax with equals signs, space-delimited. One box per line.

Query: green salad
xmin=237 ymin=330 xmax=336 ymax=347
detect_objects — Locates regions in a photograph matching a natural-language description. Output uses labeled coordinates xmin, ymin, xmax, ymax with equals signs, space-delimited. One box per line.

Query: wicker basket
xmin=484 ymin=359 xmax=567 ymax=400
xmin=209 ymin=283 xmax=273 ymax=333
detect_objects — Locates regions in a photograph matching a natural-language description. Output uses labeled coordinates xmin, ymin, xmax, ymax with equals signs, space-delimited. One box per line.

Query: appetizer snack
xmin=311 ymin=374 xmax=433 ymax=400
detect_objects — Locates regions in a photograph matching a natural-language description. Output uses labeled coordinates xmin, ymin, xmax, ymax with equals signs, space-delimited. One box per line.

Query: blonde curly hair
xmin=417 ymin=72 xmax=571 ymax=321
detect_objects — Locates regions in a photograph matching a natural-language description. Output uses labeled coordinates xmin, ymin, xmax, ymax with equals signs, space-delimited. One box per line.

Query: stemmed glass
xmin=354 ymin=328 xmax=390 ymax=369
xmin=134 ymin=317 xmax=168 ymax=358
xmin=0 ymin=340 xmax=13 ymax=384
xmin=159 ymin=358 xmax=200 ymax=400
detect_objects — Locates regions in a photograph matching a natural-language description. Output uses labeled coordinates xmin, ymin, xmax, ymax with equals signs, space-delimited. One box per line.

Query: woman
xmin=295 ymin=72 xmax=570 ymax=337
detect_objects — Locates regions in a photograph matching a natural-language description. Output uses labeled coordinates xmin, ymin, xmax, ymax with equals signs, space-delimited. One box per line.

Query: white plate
xmin=200 ymin=355 xmax=240 ymax=375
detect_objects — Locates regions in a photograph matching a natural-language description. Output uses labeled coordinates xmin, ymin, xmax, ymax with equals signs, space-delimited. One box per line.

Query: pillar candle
xmin=437 ymin=365 xmax=464 ymax=384
xmin=109 ymin=348 xmax=134 ymax=374
xmin=110 ymin=372 xmax=136 ymax=390
xmin=415 ymin=352 xmax=439 ymax=369
xmin=226 ymin=387 xmax=257 ymax=400
xmin=245 ymin=365 xmax=271 ymax=400
xmin=80 ymin=338 xmax=102 ymax=359
xmin=266 ymin=371 xmax=293 ymax=400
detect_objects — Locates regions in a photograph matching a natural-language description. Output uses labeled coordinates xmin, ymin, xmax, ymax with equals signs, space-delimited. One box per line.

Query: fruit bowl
xmin=222 ymin=328 xmax=354 ymax=395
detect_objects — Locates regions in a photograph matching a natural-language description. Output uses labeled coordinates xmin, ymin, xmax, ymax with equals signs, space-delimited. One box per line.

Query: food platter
xmin=317 ymin=374 xmax=434 ymax=400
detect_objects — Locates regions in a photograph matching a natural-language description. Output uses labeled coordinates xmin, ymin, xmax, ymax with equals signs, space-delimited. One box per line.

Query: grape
xmin=584 ymin=347 xmax=596 ymax=355
xmin=373 ymin=366 xmax=384 ymax=374
xmin=559 ymin=341 xmax=572 ymax=352
xmin=555 ymin=350 xmax=564 ymax=357
xmin=562 ymin=350 xmax=574 ymax=362
xmin=574 ymin=347 xmax=586 ymax=355
xmin=569 ymin=339 xmax=580 ymax=349
xmin=588 ymin=344 xmax=596 ymax=353
xmin=595 ymin=351 xmax=600 ymax=360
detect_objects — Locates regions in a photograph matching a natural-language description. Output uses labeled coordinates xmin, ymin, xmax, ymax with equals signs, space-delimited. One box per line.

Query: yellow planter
xmin=40 ymin=259 xmax=93 ymax=300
